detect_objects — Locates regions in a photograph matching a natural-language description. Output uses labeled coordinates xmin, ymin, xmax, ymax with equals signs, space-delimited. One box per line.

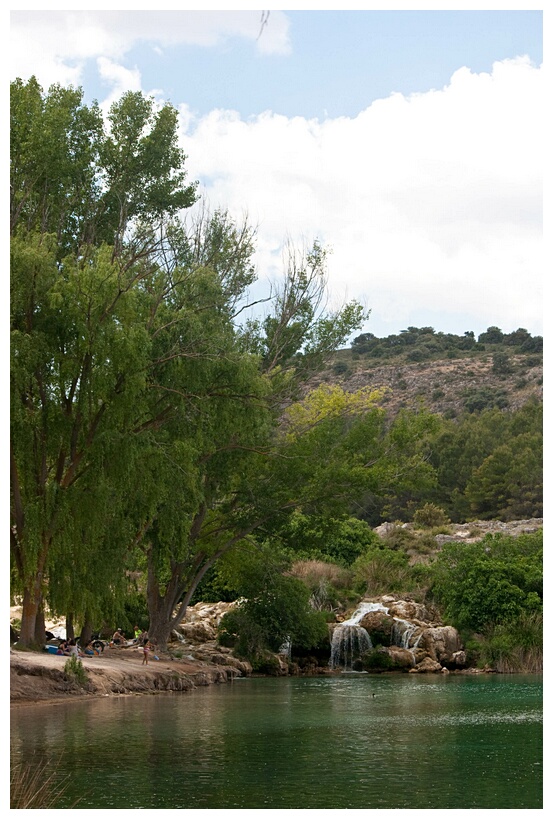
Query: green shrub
xmin=430 ymin=532 xmax=542 ymax=633
xmin=332 ymin=360 xmax=350 ymax=376
xmin=217 ymin=572 xmax=329 ymax=662
xmin=492 ymin=351 xmax=513 ymax=375
xmin=251 ymin=652 xmax=283 ymax=675
xmin=479 ymin=612 xmax=542 ymax=673
xmin=63 ymin=656 xmax=88 ymax=685
xmin=360 ymin=648 xmax=394 ymax=671
xmin=411 ymin=532 xmax=440 ymax=554
xmin=463 ymin=386 xmax=509 ymax=413
xmin=380 ymin=525 xmax=417 ymax=551
xmin=413 ymin=503 xmax=450 ymax=529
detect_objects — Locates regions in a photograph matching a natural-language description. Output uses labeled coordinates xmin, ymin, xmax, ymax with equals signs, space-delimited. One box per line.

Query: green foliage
xmin=217 ymin=548 xmax=329 ymax=660
xmin=281 ymin=512 xmax=380 ymax=566
xmin=350 ymin=325 xmax=542 ymax=362
xmin=463 ymin=386 xmax=509 ymax=413
xmin=332 ymin=360 xmax=350 ymax=376
xmin=477 ymin=326 xmax=503 ymax=344
xmin=477 ymin=611 xmax=542 ymax=673
xmin=359 ymin=648 xmax=395 ymax=671
xmin=63 ymin=656 xmax=88 ymax=685
xmin=412 ymin=503 xmax=450 ymax=529
xmin=464 ymin=433 xmax=542 ymax=520
xmin=492 ymin=351 xmax=513 ymax=375
xmin=430 ymin=531 xmax=542 ymax=633
xmin=352 ymin=546 xmax=413 ymax=596
xmin=426 ymin=400 xmax=542 ymax=521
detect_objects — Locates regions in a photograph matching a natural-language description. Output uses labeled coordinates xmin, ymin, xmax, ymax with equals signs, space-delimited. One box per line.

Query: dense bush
xmin=217 ymin=561 xmax=329 ymax=660
xmin=430 ymin=531 xmax=542 ymax=633
xmin=351 ymin=325 xmax=542 ymax=361
xmin=463 ymin=387 xmax=509 ymax=413
xmin=281 ymin=513 xmax=381 ymax=567
xmin=359 ymin=648 xmax=395 ymax=671
xmin=63 ymin=656 xmax=88 ymax=685
xmin=412 ymin=503 xmax=450 ymax=529
xmin=478 ymin=611 xmax=542 ymax=673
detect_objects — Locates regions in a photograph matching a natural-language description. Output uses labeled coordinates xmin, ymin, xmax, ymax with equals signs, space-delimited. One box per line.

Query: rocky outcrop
xmin=374 ymin=518 xmax=543 ymax=547
xmin=174 ymin=601 xmax=238 ymax=645
xmin=181 ymin=596 xmax=468 ymax=676
xmin=419 ymin=626 xmax=462 ymax=665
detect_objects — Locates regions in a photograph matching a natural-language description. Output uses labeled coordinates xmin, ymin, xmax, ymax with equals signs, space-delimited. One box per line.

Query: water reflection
xmin=11 ymin=674 xmax=542 ymax=809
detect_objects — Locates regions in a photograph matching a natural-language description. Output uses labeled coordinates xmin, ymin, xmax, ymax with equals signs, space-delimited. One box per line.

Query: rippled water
xmin=11 ymin=673 xmax=542 ymax=809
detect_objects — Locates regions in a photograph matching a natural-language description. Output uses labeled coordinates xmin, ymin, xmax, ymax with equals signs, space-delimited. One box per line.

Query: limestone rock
xmin=420 ymin=626 xmax=462 ymax=664
xmin=412 ymin=656 xmax=442 ymax=673
xmin=386 ymin=646 xmax=416 ymax=669
xmin=358 ymin=610 xmax=394 ymax=644
xmin=180 ymin=622 xmax=217 ymax=643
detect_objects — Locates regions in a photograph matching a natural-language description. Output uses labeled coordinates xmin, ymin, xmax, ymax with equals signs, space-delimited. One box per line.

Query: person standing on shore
xmin=142 ymin=640 xmax=152 ymax=665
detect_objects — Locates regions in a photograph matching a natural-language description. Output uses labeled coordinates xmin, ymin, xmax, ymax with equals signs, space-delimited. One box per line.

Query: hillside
xmin=314 ymin=346 xmax=542 ymax=419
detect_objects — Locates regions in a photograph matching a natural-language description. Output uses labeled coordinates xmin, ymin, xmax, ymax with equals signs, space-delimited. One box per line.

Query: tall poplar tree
xmin=10 ymin=78 xmax=198 ymax=645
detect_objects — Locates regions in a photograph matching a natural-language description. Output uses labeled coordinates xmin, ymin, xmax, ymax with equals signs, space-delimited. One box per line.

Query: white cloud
xmin=180 ymin=57 xmax=543 ymax=336
xmin=96 ymin=58 xmax=144 ymax=113
xmin=10 ymin=10 xmax=291 ymax=94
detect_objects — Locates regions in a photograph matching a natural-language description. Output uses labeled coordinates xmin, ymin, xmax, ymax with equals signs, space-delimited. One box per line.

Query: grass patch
xmin=11 ymin=755 xmax=80 ymax=809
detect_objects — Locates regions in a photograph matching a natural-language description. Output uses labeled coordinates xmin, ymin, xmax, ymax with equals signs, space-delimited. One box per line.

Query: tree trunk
xmin=15 ymin=533 xmax=49 ymax=648
xmin=79 ymin=613 xmax=94 ymax=647
xmin=34 ymin=602 xmax=46 ymax=645
xmin=146 ymin=550 xmax=185 ymax=651
xmin=146 ymin=587 xmax=177 ymax=651
xmin=66 ymin=612 xmax=75 ymax=641
xmin=145 ymin=541 xmax=230 ymax=651
xmin=18 ymin=585 xmax=40 ymax=648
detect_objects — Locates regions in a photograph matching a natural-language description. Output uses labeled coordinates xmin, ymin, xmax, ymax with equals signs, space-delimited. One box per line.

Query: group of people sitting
xmin=54 ymin=626 xmax=154 ymax=659
xmin=56 ymin=637 xmax=103 ymax=657
xmin=111 ymin=626 xmax=149 ymax=647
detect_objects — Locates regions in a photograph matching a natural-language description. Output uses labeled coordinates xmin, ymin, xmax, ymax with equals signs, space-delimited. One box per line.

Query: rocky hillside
xmin=313 ymin=349 xmax=542 ymax=418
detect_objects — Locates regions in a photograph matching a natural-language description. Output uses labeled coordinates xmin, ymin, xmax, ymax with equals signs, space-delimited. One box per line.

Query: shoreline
xmin=10 ymin=644 xmax=244 ymax=707
xmin=12 ymin=644 xmax=536 ymax=708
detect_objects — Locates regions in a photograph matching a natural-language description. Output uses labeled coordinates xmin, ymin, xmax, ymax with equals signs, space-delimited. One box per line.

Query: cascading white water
xmin=391 ymin=618 xmax=424 ymax=666
xmin=391 ymin=618 xmax=422 ymax=649
xmin=330 ymin=601 xmax=426 ymax=670
xmin=329 ymin=602 xmax=387 ymax=670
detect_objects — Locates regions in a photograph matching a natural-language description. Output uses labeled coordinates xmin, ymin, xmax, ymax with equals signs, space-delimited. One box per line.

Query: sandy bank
xmin=10 ymin=644 xmax=242 ymax=706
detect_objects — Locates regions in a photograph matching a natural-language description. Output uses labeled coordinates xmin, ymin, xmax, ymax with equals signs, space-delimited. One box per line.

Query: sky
xmin=9 ymin=4 xmax=545 ymax=342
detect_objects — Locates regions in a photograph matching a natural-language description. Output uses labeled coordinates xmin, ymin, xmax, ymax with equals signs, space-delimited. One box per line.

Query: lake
xmin=10 ymin=673 xmax=542 ymax=810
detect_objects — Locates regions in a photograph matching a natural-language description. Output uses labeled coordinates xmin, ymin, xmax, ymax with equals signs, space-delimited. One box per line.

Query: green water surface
xmin=11 ymin=673 xmax=542 ymax=809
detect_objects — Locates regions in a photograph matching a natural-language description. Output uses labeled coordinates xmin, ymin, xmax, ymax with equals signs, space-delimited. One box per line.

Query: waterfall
xmin=390 ymin=618 xmax=424 ymax=666
xmin=391 ymin=618 xmax=422 ymax=649
xmin=329 ymin=602 xmax=387 ymax=670
xmin=330 ymin=601 xmax=426 ymax=670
